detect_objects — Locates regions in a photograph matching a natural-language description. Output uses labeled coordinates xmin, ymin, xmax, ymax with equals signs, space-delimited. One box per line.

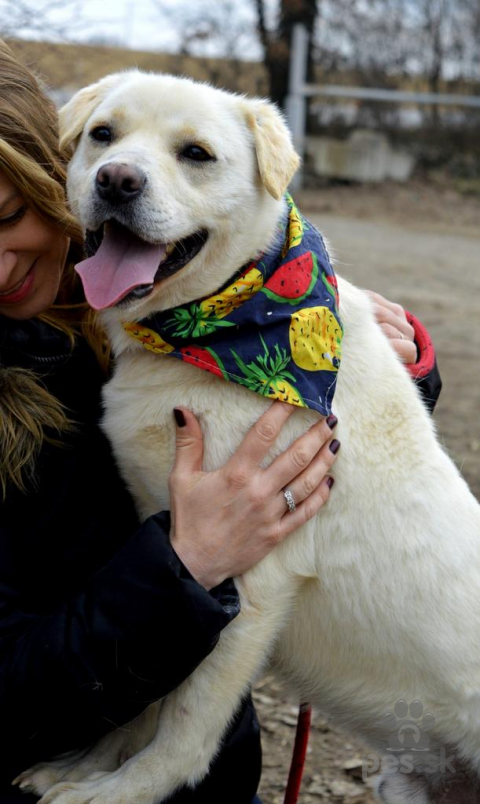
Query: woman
xmin=0 ymin=41 xmax=340 ymax=804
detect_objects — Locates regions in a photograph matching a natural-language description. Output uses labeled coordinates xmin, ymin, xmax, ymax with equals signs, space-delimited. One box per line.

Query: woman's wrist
xmin=171 ymin=537 xmax=222 ymax=591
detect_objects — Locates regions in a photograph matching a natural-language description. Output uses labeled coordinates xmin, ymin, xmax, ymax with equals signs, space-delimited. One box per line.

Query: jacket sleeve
xmin=405 ymin=312 xmax=442 ymax=414
xmin=0 ymin=512 xmax=239 ymax=764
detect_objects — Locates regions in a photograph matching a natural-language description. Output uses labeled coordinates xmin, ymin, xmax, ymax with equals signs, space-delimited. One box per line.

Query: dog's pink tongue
xmin=75 ymin=223 xmax=166 ymax=310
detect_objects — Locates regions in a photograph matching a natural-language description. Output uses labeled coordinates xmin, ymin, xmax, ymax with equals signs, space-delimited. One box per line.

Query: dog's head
xmin=60 ymin=70 xmax=300 ymax=318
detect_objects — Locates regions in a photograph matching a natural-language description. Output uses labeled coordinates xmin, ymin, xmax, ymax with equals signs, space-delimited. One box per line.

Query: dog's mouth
xmin=76 ymin=220 xmax=208 ymax=310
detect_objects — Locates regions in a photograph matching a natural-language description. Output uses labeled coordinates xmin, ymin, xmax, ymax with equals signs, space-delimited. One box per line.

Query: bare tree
xmin=152 ymin=0 xmax=321 ymax=109
xmin=315 ymin=0 xmax=480 ymax=85
xmin=152 ymin=0 xmax=259 ymax=62
xmin=0 ymin=0 xmax=103 ymax=44
xmin=255 ymin=0 xmax=319 ymax=108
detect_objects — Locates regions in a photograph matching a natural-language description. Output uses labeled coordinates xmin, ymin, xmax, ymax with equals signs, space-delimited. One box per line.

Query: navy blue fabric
xmin=125 ymin=195 xmax=343 ymax=417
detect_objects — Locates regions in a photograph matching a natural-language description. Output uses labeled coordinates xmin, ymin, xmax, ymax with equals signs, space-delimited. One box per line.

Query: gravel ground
xmin=254 ymin=181 xmax=480 ymax=804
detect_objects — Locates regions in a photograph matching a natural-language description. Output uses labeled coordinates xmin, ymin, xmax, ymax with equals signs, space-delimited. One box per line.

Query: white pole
xmin=303 ymin=84 xmax=480 ymax=107
xmin=285 ymin=24 xmax=309 ymax=191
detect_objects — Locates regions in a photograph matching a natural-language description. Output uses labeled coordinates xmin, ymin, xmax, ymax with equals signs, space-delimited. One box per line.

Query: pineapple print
xmin=231 ymin=335 xmax=305 ymax=407
xmin=289 ymin=306 xmax=342 ymax=372
xmin=123 ymin=323 xmax=174 ymax=354
xmin=202 ymin=265 xmax=264 ymax=318
xmin=282 ymin=195 xmax=304 ymax=258
xmin=166 ymin=266 xmax=263 ymax=338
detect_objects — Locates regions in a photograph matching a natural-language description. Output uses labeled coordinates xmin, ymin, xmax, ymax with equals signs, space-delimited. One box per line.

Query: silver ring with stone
xmin=283 ymin=488 xmax=296 ymax=513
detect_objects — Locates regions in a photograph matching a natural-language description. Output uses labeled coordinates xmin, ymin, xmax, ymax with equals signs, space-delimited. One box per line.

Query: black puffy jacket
xmin=0 ymin=317 xmax=261 ymax=804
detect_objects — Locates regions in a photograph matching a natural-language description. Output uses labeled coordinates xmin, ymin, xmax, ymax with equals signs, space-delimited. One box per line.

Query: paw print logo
xmin=380 ymin=700 xmax=435 ymax=753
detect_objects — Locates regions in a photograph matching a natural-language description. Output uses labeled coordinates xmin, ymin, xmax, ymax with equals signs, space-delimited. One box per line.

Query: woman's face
xmin=0 ymin=171 xmax=69 ymax=320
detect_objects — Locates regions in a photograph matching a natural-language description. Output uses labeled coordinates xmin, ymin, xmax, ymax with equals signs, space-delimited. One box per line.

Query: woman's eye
xmin=0 ymin=206 xmax=26 ymax=227
xmin=90 ymin=127 xmax=113 ymax=143
xmin=181 ymin=145 xmax=215 ymax=162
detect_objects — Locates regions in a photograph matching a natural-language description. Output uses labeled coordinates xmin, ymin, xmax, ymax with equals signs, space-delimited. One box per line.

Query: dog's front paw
xmin=12 ymin=764 xmax=59 ymax=797
xmin=12 ymin=753 xmax=85 ymax=797
xmin=37 ymin=774 xmax=157 ymax=804
xmin=38 ymin=779 xmax=106 ymax=804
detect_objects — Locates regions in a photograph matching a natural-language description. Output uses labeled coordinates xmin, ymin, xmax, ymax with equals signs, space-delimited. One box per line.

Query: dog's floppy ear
xmin=59 ymin=73 xmax=125 ymax=151
xmin=243 ymin=99 xmax=300 ymax=200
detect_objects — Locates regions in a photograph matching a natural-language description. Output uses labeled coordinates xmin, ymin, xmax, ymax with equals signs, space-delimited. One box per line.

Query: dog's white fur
xmin=18 ymin=71 xmax=480 ymax=804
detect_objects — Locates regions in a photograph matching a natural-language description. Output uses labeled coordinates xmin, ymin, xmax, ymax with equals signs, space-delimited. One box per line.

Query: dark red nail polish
xmin=326 ymin=477 xmax=335 ymax=489
xmin=326 ymin=415 xmax=338 ymax=430
xmin=174 ymin=408 xmax=186 ymax=427
xmin=329 ymin=439 xmax=341 ymax=454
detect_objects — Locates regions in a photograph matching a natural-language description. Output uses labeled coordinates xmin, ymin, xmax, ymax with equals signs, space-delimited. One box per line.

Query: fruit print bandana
xmin=123 ymin=195 xmax=343 ymax=416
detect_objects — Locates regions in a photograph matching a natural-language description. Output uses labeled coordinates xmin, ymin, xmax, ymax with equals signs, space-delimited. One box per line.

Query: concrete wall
xmin=306 ymin=130 xmax=415 ymax=183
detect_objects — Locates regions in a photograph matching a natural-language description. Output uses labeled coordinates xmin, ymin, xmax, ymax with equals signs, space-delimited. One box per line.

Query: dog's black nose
xmin=96 ymin=163 xmax=147 ymax=205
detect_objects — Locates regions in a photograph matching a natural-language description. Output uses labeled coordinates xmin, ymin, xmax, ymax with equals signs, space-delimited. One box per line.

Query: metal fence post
xmin=285 ymin=24 xmax=309 ymax=191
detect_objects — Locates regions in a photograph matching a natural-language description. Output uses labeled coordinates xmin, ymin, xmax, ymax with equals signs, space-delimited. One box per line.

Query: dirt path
xmin=255 ymin=184 xmax=480 ymax=803
xmin=316 ymin=209 xmax=480 ymax=499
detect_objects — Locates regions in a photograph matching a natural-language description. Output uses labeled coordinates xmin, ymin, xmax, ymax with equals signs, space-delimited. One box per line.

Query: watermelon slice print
xmin=262 ymin=251 xmax=318 ymax=305
xmin=180 ymin=345 xmax=227 ymax=379
xmin=321 ymin=270 xmax=340 ymax=310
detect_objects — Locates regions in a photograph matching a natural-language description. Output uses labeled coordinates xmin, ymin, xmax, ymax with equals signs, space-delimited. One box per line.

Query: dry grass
xmin=6 ymin=38 xmax=268 ymax=96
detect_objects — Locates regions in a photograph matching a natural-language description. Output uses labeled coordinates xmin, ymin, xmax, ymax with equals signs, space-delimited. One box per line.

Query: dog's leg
xmin=36 ymin=572 xmax=298 ymax=804
xmin=376 ymin=767 xmax=480 ymax=804
xmin=374 ymin=773 xmax=430 ymax=804
xmin=14 ymin=701 xmax=161 ymax=796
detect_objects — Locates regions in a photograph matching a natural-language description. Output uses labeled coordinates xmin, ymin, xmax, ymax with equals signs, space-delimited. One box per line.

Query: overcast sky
xmin=0 ymin=0 xmax=186 ymax=53
xmin=0 ymin=0 xmax=265 ymax=57
xmin=72 ymin=0 xmax=178 ymax=51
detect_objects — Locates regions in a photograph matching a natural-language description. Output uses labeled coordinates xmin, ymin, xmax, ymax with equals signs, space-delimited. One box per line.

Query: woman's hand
xmin=169 ymin=403 xmax=339 ymax=590
xmin=367 ymin=290 xmax=417 ymax=364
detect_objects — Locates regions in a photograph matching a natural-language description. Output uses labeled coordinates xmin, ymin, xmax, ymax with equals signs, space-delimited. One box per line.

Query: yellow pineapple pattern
xmin=289 ymin=306 xmax=342 ymax=372
xmin=282 ymin=196 xmax=304 ymax=258
xmin=123 ymin=323 xmax=174 ymax=354
xmin=269 ymin=379 xmax=305 ymax=407
xmin=200 ymin=266 xmax=264 ymax=319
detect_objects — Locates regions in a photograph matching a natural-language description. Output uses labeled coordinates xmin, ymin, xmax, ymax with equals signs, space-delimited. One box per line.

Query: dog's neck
xmin=120 ymin=196 xmax=343 ymax=418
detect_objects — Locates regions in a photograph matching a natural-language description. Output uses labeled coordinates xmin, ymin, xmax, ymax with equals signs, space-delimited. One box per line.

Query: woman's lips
xmin=0 ymin=264 xmax=36 ymax=304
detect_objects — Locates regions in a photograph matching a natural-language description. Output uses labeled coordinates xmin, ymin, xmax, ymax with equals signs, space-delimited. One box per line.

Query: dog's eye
xmin=181 ymin=145 xmax=215 ymax=162
xmin=90 ymin=127 xmax=113 ymax=143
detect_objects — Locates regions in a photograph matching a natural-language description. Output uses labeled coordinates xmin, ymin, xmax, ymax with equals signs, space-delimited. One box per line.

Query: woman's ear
xmin=242 ymin=98 xmax=300 ymax=200
xmin=59 ymin=72 xmax=124 ymax=152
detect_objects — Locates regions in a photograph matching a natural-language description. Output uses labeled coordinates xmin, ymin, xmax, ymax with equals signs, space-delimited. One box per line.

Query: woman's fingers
xmin=275 ymin=475 xmax=336 ymax=542
xmin=275 ymin=437 xmax=340 ymax=516
xmin=264 ymin=414 xmax=338 ymax=495
xmin=378 ymin=312 xmax=415 ymax=342
xmin=367 ymin=290 xmax=415 ymax=341
xmin=380 ymin=327 xmax=418 ymax=364
xmin=372 ymin=303 xmax=415 ymax=342
xmin=367 ymin=290 xmax=407 ymax=318
xmin=224 ymin=401 xmax=295 ymax=473
xmin=170 ymin=407 xmax=205 ymax=476
xmin=367 ymin=290 xmax=418 ymax=365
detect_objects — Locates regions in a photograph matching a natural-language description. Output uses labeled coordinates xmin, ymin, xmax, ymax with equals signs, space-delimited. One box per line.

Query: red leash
xmin=283 ymin=703 xmax=312 ymax=804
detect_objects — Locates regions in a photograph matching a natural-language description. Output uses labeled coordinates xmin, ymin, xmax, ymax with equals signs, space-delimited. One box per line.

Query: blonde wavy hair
xmin=0 ymin=40 xmax=107 ymax=498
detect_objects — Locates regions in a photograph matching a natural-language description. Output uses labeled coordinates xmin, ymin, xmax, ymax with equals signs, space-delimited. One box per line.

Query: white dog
xmin=15 ymin=71 xmax=480 ymax=804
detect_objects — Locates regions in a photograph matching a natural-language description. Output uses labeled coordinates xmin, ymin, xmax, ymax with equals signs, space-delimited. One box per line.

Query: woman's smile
xmin=0 ymin=261 xmax=36 ymax=303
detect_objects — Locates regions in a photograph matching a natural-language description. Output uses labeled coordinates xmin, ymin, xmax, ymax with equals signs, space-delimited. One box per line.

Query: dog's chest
xmin=101 ymin=350 xmax=318 ymax=520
